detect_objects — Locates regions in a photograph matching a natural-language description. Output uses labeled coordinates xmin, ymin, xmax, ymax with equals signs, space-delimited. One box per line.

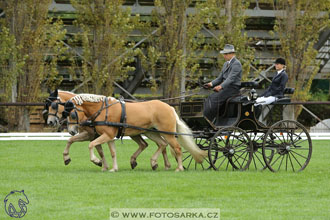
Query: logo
xmin=4 ymin=190 xmax=29 ymax=218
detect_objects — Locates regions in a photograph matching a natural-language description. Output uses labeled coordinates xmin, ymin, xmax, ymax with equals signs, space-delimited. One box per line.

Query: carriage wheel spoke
xmin=187 ymin=157 xmax=193 ymax=169
xmin=288 ymin=153 xmax=295 ymax=172
xmin=231 ymin=155 xmax=242 ymax=169
xmin=254 ymin=151 xmax=265 ymax=165
xmin=225 ymin=159 xmax=230 ymax=170
xmin=276 ymin=154 xmax=285 ymax=171
xmin=273 ymin=131 xmax=285 ymax=143
xmin=291 ymin=131 xmax=304 ymax=143
xmin=216 ymin=156 xmax=228 ymax=170
xmin=289 ymin=151 xmax=303 ymax=168
xmin=290 ymin=150 xmax=308 ymax=159
xmin=285 ymin=154 xmax=288 ymax=171
xmin=292 ymin=139 xmax=308 ymax=147
xmin=182 ymin=154 xmax=191 ymax=162
xmin=270 ymin=154 xmax=282 ymax=167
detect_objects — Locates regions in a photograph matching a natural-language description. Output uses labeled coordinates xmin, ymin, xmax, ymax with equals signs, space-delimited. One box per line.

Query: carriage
xmin=180 ymin=82 xmax=312 ymax=172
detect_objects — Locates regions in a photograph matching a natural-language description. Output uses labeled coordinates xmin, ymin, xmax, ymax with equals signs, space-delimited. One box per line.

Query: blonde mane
xmin=71 ymin=94 xmax=106 ymax=105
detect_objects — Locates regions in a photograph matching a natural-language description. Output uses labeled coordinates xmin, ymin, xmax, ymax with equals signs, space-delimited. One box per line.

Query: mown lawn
xmin=0 ymin=139 xmax=329 ymax=219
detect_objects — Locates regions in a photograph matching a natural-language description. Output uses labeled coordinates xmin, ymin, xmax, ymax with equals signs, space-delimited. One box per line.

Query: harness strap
xmin=104 ymin=97 xmax=109 ymax=122
xmin=116 ymin=98 xmax=126 ymax=139
xmin=80 ymin=120 xmax=194 ymax=137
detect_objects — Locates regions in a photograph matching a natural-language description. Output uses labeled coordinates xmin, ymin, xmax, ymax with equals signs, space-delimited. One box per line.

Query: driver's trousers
xmin=203 ymin=86 xmax=240 ymax=122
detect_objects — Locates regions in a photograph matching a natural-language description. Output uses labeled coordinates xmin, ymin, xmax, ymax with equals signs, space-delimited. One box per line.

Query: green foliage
xmin=202 ymin=0 xmax=255 ymax=81
xmin=273 ymin=0 xmax=330 ymax=117
xmin=0 ymin=0 xmax=67 ymax=130
xmin=0 ymin=25 xmax=24 ymax=101
xmin=274 ymin=0 xmax=330 ymax=102
xmin=70 ymin=0 xmax=137 ymax=95
xmin=147 ymin=0 xmax=194 ymax=99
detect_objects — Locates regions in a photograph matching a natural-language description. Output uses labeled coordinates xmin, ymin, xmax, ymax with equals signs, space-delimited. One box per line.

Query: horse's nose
xmin=69 ymin=130 xmax=76 ymax=136
xmin=48 ymin=121 xmax=54 ymax=126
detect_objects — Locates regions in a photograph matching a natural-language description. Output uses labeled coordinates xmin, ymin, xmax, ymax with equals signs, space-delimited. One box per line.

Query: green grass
xmin=0 ymin=139 xmax=330 ymax=219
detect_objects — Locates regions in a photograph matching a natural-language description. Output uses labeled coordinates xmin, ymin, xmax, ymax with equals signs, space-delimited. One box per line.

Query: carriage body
xmin=180 ymin=83 xmax=312 ymax=172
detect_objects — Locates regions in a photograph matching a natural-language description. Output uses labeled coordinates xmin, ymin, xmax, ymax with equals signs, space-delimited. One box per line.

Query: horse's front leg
xmin=129 ymin=135 xmax=148 ymax=169
xmin=63 ymin=130 xmax=92 ymax=165
xmin=95 ymin=145 xmax=109 ymax=171
xmin=107 ymin=141 xmax=118 ymax=172
xmin=89 ymin=133 xmax=111 ymax=167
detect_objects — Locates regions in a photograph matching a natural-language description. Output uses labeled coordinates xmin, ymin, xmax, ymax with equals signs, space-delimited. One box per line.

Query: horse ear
xmin=49 ymin=89 xmax=58 ymax=99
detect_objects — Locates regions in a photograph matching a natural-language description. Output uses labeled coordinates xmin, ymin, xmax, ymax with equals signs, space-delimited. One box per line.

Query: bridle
xmin=65 ymin=109 xmax=82 ymax=126
xmin=63 ymin=103 xmax=86 ymax=126
xmin=45 ymin=98 xmax=66 ymax=122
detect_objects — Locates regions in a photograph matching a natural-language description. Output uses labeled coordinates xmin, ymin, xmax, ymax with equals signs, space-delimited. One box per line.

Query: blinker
xmin=51 ymin=102 xmax=58 ymax=110
xmin=70 ymin=111 xmax=78 ymax=120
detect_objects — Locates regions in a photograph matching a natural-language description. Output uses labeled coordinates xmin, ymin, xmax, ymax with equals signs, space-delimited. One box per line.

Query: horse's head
xmin=45 ymin=89 xmax=64 ymax=126
xmin=63 ymin=100 xmax=85 ymax=136
xmin=44 ymin=89 xmax=76 ymax=126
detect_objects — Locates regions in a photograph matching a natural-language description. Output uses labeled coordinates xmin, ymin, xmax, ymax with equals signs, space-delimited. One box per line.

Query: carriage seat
xmin=273 ymin=87 xmax=295 ymax=104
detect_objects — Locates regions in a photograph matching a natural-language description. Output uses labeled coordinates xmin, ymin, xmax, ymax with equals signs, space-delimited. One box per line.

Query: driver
xmin=203 ymin=44 xmax=242 ymax=122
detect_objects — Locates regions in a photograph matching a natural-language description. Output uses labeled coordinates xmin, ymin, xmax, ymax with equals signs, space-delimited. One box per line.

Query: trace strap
xmin=80 ymin=120 xmax=194 ymax=137
xmin=116 ymin=98 xmax=126 ymax=139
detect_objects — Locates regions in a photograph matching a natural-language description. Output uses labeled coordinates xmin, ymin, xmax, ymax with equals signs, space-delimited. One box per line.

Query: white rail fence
xmin=0 ymin=132 xmax=330 ymax=140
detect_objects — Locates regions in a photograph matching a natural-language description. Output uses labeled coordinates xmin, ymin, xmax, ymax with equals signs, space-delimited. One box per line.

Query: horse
xmin=65 ymin=103 xmax=175 ymax=171
xmin=45 ymin=89 xmax=171 ymax=171
xmin=63 ymin=94 xmax=207 ymax=171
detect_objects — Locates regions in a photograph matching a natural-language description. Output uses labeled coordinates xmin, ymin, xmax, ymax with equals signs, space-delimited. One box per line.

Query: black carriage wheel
xmin=208 ymin=127 xmax=253 ymax=171
xmin=182 ymin=137 xmax=211 ymax=170
xmin=262 ymin=120 xmax=312 ymax=172
xmin=246 ymin=131 xmax=272 ymax=171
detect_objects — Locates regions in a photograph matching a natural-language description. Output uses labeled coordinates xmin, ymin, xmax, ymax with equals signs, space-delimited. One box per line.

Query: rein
xmin=159 ymin=90 xmax=203 ymax=101
xmin=80 ymin=120 xmax=194 ymax=137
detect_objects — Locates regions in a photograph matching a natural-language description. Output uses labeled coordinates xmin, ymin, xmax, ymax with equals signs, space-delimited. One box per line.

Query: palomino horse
xmin=64 ymin=94 xmax=207 ymax=171
xmin=66 ymin=105 xmax=173 ymax=171
xmin=45 ymin=90 xmax=171 ymax=171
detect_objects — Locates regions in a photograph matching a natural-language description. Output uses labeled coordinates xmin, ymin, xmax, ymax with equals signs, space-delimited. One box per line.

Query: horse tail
xmin=172 ymin=108 xmax=207 ymax=163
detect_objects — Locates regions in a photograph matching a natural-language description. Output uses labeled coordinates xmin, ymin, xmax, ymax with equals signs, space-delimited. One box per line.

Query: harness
xmin=73 ymin=97 xmax=194 ymax=137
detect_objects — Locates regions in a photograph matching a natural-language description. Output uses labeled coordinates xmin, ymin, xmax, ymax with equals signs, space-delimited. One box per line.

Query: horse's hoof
xmin=131 ymin=161 xmax=138 ymax=169
xmin=92 ymin=160 xmax=102 ymax=167
xmin=102 ymin=167 xmax=108 ymax=172
xmin=152 ymin=164 xmax=158 ymax=170
xmin=109 ymin=168 xmax=118 ymax=172
xmin=175 ymin=168 xmax=184 ymax=172
xmin=64 ymin=159 xmax=71 ymax=165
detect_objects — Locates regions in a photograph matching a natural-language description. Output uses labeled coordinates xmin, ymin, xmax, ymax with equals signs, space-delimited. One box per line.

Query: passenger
xmin=203 ymin=44 xmax=242 ymax=122
xmin=254 ymin=58 xmax=288 ymax=106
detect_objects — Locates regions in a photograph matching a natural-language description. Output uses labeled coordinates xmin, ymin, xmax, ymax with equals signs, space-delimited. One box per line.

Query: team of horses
xmin=45 ymin=89 xmax=206 ymax=172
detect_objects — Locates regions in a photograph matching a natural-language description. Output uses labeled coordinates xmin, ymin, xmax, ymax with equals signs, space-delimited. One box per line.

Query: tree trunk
xmin=18 ymin=107 xmax=30 ymax=131
xmin=225 ymin=0 xmax=232 ymax=33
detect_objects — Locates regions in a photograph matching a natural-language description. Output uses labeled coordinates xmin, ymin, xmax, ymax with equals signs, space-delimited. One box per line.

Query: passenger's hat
xmin=274 ymin=57 xmax=286 ymax=65
xmin=220 ymin=44 xmax=236 ymax=54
